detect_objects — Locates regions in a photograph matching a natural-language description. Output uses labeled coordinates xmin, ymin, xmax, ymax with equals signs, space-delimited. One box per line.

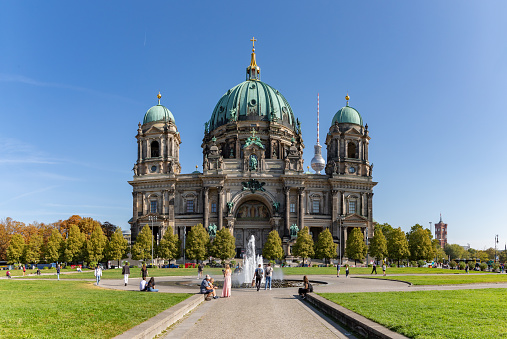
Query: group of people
xmin=253 ymin=263 xmax=273 ymax=291
xmin=336 ymin=262 xmax=387 ymax=277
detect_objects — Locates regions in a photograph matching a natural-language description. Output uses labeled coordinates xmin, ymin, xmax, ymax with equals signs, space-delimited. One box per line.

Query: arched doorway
xmin=233 ymin=200 xmax=272 ymax=258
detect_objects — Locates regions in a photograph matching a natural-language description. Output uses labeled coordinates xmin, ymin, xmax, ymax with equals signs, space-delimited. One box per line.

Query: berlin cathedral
xmin=129 ymin=39 xmax=377 ymax=259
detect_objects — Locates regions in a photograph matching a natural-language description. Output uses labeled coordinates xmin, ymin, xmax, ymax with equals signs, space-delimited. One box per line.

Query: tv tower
xmin=311 ymin=93 xmax=326 ymax=174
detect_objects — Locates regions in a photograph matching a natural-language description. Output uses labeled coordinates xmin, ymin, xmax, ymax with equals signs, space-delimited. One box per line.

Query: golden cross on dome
xmin=250 ymin=36 xmax=257 ymax=50
xmin=250 ymin=128 xmax=257 ymax=138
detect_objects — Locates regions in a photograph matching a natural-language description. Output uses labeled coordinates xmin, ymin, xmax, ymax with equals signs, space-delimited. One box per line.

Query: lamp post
xmin=148 ymin=215 xmax=157 ymax=266
xmin=495 ymin=234 xmax=499 ymax=264
xmin=338 ymin=215 xmax=344 ymax=266
xmin=366 ymin=227 xmax=369 ymax=266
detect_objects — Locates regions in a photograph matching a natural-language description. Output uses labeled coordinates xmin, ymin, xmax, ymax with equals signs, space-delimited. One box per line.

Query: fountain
xmin=236 ymin=235 xmax=264 ymax=285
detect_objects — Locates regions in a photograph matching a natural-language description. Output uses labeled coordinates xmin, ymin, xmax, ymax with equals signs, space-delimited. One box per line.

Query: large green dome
xmin=332 ymin=104 xmax=363 ymax=126
xmin=208 ymin=80 xmax=296 ymax=131
xmin=143 ymin=104 xmax=175 ymax=125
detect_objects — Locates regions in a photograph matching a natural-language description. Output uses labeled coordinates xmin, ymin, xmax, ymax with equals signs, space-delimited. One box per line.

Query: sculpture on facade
xmin=249 ymin=154 xmax=258 ymax=170
xmin=227 ymin=201 xmax=234 ymax=215
xmin=241 ymin=179 xmax=266 ymax=193
xmin=208 ymin=224 xmax=217 ymax=237
xmin=272 ymin=202 xmax=280 ymax=213
xmin=290 ymin=224 xmax=299 ymax=238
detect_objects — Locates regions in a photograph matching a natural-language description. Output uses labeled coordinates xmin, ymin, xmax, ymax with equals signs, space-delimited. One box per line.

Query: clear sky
xmin=1 ymin=1 xmax=506 ymax=250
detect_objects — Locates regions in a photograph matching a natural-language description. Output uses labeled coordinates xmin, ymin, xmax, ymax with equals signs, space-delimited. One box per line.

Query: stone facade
xmin=129 ymin=46 xmax=377 ymax=260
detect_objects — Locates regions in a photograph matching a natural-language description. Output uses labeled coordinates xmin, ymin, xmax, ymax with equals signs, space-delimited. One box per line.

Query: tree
xmin=101 ymin=221 xmax=118 ymax=240
xmin=292 ymin=226 xmax=314 ymax=265
xmin=104 ymin=228 xmax=128 ymax=266
xmin=63 ymin=224 xmax=85 ymax=264
xmin=209 ymin=228 xmax=236 ymax=262
xmin=263 ymin=230 xmax=284 ymax=261
xmin=387 ymin=227 xmax=410 ymax=266
xmin=78 ymin=217 xmax=102 ymax=240
xmin=345 ymin=227 xmax=366 ymax=264
xmin=377 ymin=223 xmax=394 ymax=243
xmin=314 ymin=228 xmax=337 ymax=265
xmin=185 ymin=224 xmax=209 ymax=262
xmin=368 ymin=228 xmax=388 ymax=264
xmin=158 ymin=229 xmax=181 ymax=265
xmin=444 ymin=243 xmax=467 ymax=260
xmin=24 ymin=233 xmax=43 ymax=264
xmin=132 ymin=224 xmax=153 ymax=262
xmin=85 ymin=225 xmax=107 ymax=264
xmin=45 ymin=229 xmax=63 ymax=263
xmin=7 ymin=234 xmax=25 ymax=264
xmin=407 ymin=224 xmax=434 ymax=261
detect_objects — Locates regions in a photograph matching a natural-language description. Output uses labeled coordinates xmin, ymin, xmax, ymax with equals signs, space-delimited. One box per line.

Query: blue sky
xmin=1 ymin=1 xmax=506 ymax=250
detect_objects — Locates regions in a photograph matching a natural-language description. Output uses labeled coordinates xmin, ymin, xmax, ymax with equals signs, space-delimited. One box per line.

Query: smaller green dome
xmin=143 ymin=104 xmax=175 ymax=125
xmin=332 ymin=105 xmax=363 ymax=126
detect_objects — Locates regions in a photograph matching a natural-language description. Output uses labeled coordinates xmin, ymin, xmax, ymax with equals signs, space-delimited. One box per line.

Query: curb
xmin=305 ymin=293 xmax=409 ymax=339
xmin=352 ymin=276 xmax=413 ymax=286
xmin=113 ymin=294 xmax=203 ymax=339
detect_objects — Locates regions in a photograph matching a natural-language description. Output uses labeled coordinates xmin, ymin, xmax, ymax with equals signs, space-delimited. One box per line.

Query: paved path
xmin=96 ymin=274 xmax=507 ymax=339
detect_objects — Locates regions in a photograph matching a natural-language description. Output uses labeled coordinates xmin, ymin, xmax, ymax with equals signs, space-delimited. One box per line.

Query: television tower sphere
xmin=311 ymin=144 xmax=326 ymax=174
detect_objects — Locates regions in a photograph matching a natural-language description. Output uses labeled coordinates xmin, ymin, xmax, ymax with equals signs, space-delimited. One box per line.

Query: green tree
xmin=368 ymin=228 xmax=388 ymax=263
xmin=263 ymin=230 xmax=284 ymax=261
xmin=158 ymin=229 xmax=181 ymax=265
xmin=104 ymin=228 xmax=128 ymax=266
xmin=7 ymin=233 xmax=25 ymax=264
xmin=444 ymin=243 xmax=467 ymax=260
xmin=377 ymin=223 xmax=394 ymax=242
xmin=45 ymin=229 xmax=63 ymax=263
xmin=85 ymin=225 xmax=107 ymax=264
xmin=132 ymin=224 xmax=153 ymax=261
xmin=292 ymin=226 xmax=314 ymax=265
xmin=314 ymin=228 xmax=337 ymax=265
xmin=185 ymin=224 xmax=209 ymax=262
xmin=387 ymin=227 xmax=410 ymax=266
xmin=345 ymin=227 xmax=366 ymax=264
xmin=24 ymin=233 xmax=43 ymax=264
xmin=63 ymin=224 xmax=85 ymax=264
xmin=209 ymin=228 xmax=236 ymax=262
xmin=407 ymin=224 xmax=434 ymax=261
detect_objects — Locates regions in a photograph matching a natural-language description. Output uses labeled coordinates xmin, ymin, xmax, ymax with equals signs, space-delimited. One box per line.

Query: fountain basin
xmin=158 ymin=279 xmax=327 ymax=289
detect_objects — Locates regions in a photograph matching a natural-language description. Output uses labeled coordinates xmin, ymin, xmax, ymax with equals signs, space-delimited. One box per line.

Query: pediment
xmin=343 ymin=213 xmax=368 ymax=222
xmin=343 ymin=127 xmax=363 ymax=136
xmin=145 ymin=126 xmax=164 ymax=135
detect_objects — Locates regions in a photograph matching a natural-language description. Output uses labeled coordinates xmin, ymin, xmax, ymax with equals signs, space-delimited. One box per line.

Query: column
xmin=340 ymin=191 xmax=345 ymax=215
xmin=218 ymin=187 xmax=223 ymax=230
xmin=331 ymin=190 xmax=338 ymax=236
xmin=138 ymin=139 xmax=142 ymax=162
xmin=284 ymin=187 xmax=290 ymax=236
xmin=367 ymin=193 xmax=373 ymax=221
xmin=358 ymin=140 xmax=363 ymax=160
xmin=132 ymin=192 xmax=138 ymax=223
xmin=298 ymin=188 xmax=305 ymax=230
xmin=162 ymin=190 xmax=166 ymax=215
xmin=203 ymin=187 xmax=209 ymax=228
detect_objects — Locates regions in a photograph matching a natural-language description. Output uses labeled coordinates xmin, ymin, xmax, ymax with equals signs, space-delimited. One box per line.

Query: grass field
xmin=280 ymin=266 xmax=486 ymax=276
xmin=319 ymin=289 xmax=507 ymax=339
xmin=0 ymin=280 xmax=191 ymax=339
xmin=363 ymin=274 xmax=507 ymax=285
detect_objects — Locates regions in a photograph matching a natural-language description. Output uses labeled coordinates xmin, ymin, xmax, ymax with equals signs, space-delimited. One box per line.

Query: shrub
xmin=492 ymin=263 xmax=500 ymax=272
xmin=229 ymin=260 xmax=236 ymax=267
xmin=367 ymin=264 xmax=372 ymax=267
xmin=293 ymin=260 xmax=300 ymax=264
xmin=417 ymin=260 xmax=425 ymax=267
xmin=458 ymin=261 xmax=466 ymax=270
xmin=449 ymin=261 xmax=457 ymax=269
xmin=269 ymin=260 xmax=276 ymax=265
xmin=43 ymin=267 xmax=48 ymax=270
xmin=479 ymin=263 xmax=488 ymax=271
xmin=312 ymin=264 xmax=318 ymax=267
xmin=390 ymin=263 xmax=396 ymax=268
xmin=468 ymin=262 xmax=475 ymax=270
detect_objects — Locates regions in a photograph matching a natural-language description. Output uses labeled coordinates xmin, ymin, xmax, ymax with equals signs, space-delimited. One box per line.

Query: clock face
xmin=151 ymin=166 xmax=157 ymax=173
xmin=349 ymin=167 xmax=356 ymax=173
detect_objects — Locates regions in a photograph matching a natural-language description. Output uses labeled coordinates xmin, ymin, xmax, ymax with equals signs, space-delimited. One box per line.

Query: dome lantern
xmin=246 ymin=37 xmax=261 ymax=81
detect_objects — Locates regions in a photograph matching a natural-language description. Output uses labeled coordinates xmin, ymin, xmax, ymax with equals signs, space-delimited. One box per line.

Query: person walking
xmin=345 ymin=265 xmax=349 ymax=278
xmin=94 ymin=265 xmax=102 ymax=285
xmin=122 ymin=262 xmax=131 ymax=286
xmin=23 ymin=265 xmax=26 ymax=276
xmin=56 ymin=265 xmax=61 ymax=281
xmin=371 ymin=262 xmax=377 ymax=274
xmin=221 ymin=264 xmax=232 ymax=297
xmin=254 ymin=264 xmax=263 ymax=291
xmin=264 ymin=263 xmax=273 ymax=290
xmin=198 ymin=262 xmax=203 ymax=280
xmin=382 ymin=263 xmax=387 ymax=276
xmin=465 ymin=264 xmax=469 ymax=274
xmin=141 ymin=263 xmax=148 ymax=280
xmin=337 ymin=264 xmax=341 ymax=277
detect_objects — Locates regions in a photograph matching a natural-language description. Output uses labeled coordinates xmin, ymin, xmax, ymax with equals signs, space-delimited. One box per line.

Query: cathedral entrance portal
xmin=233 ymin=200 xmax=271 ymax=258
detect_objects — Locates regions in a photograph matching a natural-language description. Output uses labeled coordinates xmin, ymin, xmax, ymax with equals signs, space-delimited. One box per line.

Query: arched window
xmin=347 ymin=142 xmax=356 ymax=158
xmin=151 ymin=141 xmax=160 ymax=158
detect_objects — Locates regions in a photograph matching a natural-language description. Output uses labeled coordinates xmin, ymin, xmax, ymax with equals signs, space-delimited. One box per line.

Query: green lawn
xmin=319 ymin=289 xmax=507 ymax=339
xmin=21 ymin=267 xmax=225 ymax=279
xmin=363 ymin=274 xmax=507 ymax=285
xmin=0 ymin=280 xmax=191 ymax=339
xmin=280 ymin=266 xmax=485 ymax=276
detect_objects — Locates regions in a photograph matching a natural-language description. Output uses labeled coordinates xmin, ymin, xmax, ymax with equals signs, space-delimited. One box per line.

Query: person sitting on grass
xmin=140 ymin=277 xmax=147 ymax=291
xmin=146 ymin=277 xmax=159 ymax=292
xmin=200 ymin=275 xmax=217 ymax=300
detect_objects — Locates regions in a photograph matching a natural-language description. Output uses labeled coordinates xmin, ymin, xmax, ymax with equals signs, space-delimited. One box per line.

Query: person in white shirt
xmin=140 ymin=277 xmax=147 ymax=291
